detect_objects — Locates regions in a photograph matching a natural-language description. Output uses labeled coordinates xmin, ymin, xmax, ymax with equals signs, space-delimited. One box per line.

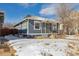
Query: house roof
xmin=14 ymin=15 xmax=59 ymax=27
xmin=25 ymin=16 xmax=59 ymax=23
xmin=14 ymin=19 xmax=27 ymax=27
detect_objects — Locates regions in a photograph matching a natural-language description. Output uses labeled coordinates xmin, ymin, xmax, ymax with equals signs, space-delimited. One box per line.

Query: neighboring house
xmin=0 ymin=11 xmax=4 ymax=35
xmin=14 ymin=15 xmax=62 ymax=36
xmin=0 ymin=11 xmax=4 ymax=29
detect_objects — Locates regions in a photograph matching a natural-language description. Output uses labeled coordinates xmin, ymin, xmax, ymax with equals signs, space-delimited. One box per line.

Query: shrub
xmin=0 ymin=28 xmax=18 ymax=36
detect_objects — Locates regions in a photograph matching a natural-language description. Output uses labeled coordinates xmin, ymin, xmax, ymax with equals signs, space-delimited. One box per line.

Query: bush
xmin=0 ymin=28 xmax=18 ymax=36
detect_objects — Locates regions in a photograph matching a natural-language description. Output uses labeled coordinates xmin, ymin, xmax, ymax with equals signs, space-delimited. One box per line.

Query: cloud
xmin=39 ymin=3 xmax=79 ymax=17
xmin=19 ymin=3 xmax=36 ymax=8
xmin=39 ymin=4 xmax=58 ymax=16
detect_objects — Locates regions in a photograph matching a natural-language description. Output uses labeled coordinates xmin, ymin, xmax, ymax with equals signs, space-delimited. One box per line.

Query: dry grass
xmin=55 ymin=33 xmax=66 ymax=39
xmin=49 ymin=34 xmax=55 ymax=39
xmin=0 ymin=42 xmax=16 ymax=56
xmin=34 ymin=33 xmax=56 ymax=40
xmin=48 ymin=33 xmax=66 ymax=39
xmin=66 ymin=41 xmax=79 ymax=56
xmin=35 ymin=36 xmax=46 ymax=39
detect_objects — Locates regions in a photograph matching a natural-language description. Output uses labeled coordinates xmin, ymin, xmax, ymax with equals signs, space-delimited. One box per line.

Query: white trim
xmin=27 ymin=19 xmax=29 ymax=34
xmin=34 ymin=21 xmax=41 ymax=30
xmin=59 ymin=24 xmax=63 ymax=30
xmin=41 ymin=22 xmax=42 ymax=34
xmin=45 ymin=23 xmax=47 ymax=33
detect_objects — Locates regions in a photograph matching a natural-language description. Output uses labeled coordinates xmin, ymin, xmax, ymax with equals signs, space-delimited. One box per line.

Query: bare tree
xmin=56 ymin=3 xmax=76 ymax=35
xmin=70 ymin=11 xmax=79 ymax=35
xmin=3 ymin=22 xmax=14 ymax=29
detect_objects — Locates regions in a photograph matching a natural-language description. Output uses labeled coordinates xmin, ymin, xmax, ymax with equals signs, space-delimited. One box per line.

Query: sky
xmin=0 ymin=3 xmax=79 ymax=24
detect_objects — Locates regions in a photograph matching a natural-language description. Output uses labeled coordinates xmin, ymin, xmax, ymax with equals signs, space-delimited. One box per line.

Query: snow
xmin=5 ymin=35 xmax=19 ymax=40
xmin=5 ymin=35 xmax=79 ymax=56
xmin=9 ymin=39 xmax=75 ymax=56
xmin=0 ymin=36 xmax=4 ymax=39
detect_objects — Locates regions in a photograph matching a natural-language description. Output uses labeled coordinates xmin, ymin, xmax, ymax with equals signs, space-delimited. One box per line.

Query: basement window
xmin=34 ymin=21 xmax=41 ymax=30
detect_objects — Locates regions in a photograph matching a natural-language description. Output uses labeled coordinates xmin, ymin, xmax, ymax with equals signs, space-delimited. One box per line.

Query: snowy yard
xmin=4 ymin=35 xmax=79 ymax=56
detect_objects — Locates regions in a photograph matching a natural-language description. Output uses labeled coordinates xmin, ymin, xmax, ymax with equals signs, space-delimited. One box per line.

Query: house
xmin=14 ymin=15 xmax=62 ymax=36
xmin=0 ymin=11 xmax=4 ymax=35
xmin=0 ymin=11 xmax=4 ymax=29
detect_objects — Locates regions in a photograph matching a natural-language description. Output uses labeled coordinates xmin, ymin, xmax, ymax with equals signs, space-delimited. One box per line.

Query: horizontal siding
xmin=29 ymin=20 xmax=41 ymax=33
xmin=28 ymin=20 xmax=57 ymax=34
xmin=14 ymin=19 xmax=59 ymax=35
xmin=15 ymin=21 xmax=27 ymax=34
xmin=21 ymin=21 xmax=27 ymax=29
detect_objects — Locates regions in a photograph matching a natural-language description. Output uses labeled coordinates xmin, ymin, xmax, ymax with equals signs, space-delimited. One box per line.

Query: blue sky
xmin=0 ymin=3 xmax=42 ymax=24
xmin=0 ymin=3 xmax=79 ymax=24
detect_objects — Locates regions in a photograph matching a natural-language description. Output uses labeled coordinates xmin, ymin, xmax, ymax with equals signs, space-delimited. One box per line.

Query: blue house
xmin=14 ymin=15 xmax=62 ymax=36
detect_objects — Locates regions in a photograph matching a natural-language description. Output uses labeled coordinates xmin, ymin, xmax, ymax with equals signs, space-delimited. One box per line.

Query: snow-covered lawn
xmin=65 ymin=35 xmax=79 ymax=40
xmin=9 ymin=39 xmax=67 ymax=56
xmin=5 ymin=35 xmax=79 ymax=56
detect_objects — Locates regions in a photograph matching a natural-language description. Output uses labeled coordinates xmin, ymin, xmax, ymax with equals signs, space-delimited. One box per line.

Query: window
xmin=34 ymin=21 xmax=41 ymax=30
xmin=52 ymin=25 xmax=57 ymax=32
xmin=52 ymin=25 xmax=56 ymax=30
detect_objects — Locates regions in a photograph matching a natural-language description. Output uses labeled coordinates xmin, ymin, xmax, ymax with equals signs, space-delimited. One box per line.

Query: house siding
xmin=28 ymin=20 xmax=54 ymax=35
xmin=41 ymin=23 xmax=52 ymax=33
xmin=15 ymin=21 xmax=27 ymax=34
xmin=21 ymin=21 xmax=27 ymax=30
xmin=41 ymin=23 xmax=46 ymax=33
xmin=46 ymin=23 xmax=52 ymax=33
xmin=14 ymin=16 xmax=60 ymax=35
xmin=28 ymin=20 xmax=41 ymax=33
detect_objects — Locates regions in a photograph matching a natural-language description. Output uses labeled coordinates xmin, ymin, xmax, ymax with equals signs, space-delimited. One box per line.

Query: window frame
xmin=34 ymin=21 xmax=41 ymax=30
